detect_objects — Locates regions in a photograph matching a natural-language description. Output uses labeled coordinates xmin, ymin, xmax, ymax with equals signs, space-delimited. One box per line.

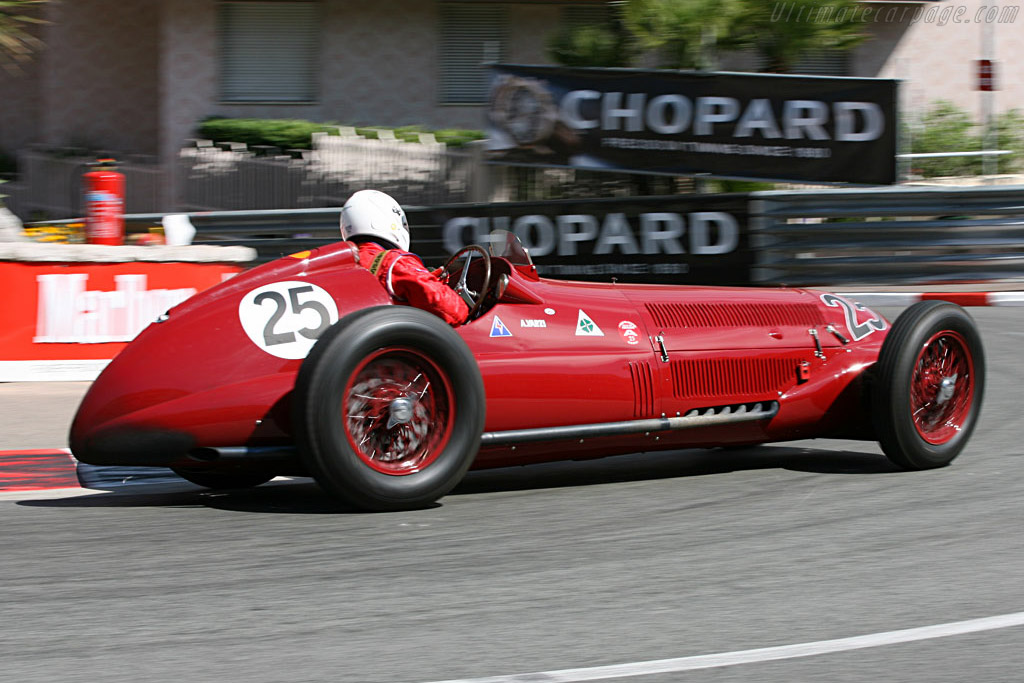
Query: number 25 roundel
xmin=239 ymin=281 xmax=339 ymax=359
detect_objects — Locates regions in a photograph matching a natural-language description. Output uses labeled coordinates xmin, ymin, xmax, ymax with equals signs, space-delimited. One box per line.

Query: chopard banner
xmin=486 ymin=64 xmax=898 ymax=185
xmin=408 ymin=194 xmax=753 ymax=286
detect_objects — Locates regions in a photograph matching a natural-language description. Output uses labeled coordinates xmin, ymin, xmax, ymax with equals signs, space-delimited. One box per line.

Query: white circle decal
xmin=238 ymin=281 xmax=339 ymax=359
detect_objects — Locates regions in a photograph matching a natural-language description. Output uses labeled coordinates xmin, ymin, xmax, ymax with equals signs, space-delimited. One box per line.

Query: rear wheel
xmin=292 ymin=307 xmax=485 ymax=511
xmin=870 ymin=301 xmax=984 ymax=470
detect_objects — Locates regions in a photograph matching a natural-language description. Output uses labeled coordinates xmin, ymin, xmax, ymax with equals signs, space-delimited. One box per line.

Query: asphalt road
xmin=1 ymin=306 xmax=1022 ymax=683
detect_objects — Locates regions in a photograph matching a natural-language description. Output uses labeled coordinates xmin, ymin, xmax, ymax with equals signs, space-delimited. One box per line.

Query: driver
xmin=341 ymin=190 xmax=469 ymax=326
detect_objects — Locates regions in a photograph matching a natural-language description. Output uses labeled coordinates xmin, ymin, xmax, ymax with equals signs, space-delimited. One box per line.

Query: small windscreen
xmin=487 ymin=230 xmax=533 ymax=267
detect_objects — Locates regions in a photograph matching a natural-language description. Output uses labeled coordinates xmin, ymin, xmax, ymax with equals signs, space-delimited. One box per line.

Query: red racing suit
xmin=356 ymin=241 xmax=469 ymax=326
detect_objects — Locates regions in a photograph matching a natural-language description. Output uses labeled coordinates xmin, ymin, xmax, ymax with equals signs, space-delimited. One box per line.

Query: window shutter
xmin=563 ymin=4 xmax=612 ymax=28
xmin=439 ymin=3 xmax=507 ymax=105
xmin=219 ymin=1 xmax=320 ymax=102
xmin=791 ymin=49 xmax=850 ymax=76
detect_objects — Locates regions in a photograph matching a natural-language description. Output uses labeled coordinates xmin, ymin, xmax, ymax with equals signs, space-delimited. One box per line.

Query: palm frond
xmin=0 ymin=0 xmax=48 ymax=74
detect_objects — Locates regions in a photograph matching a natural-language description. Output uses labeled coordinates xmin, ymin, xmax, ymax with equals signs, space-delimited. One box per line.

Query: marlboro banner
xmin=0 ymin=261 xmax=240 ymax=381
xmin=486 ymin=64 xmax=898 ymax=185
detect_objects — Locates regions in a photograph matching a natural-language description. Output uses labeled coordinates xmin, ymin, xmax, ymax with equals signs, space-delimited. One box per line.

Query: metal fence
xmin=4 ymin=149 xmax=166 ymax=220
xmin=3 ymin=134 xmax=484 ymax=219
xmin=177 ymin=133 xmax=696 ymax=210
xmin=6 ymin=132 xmax=699 ymax=220
xmin=178 ymin=131 xmax=485 ymax=211
xmin=750 ymin=185 xmax=1024 ymax=285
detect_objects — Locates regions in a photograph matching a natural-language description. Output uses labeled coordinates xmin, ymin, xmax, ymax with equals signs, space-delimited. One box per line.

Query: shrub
xmin=197 ymin=117 xmax=486 ymax=150
xmin=197 ymin=117 xmax=339 ymax=150
xmin=908 ymin=101 xmax=1024 ymax=177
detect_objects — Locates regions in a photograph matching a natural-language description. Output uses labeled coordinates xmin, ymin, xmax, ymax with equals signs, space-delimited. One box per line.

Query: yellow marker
xmin=288 ymin=250 xmax=312 ymax=259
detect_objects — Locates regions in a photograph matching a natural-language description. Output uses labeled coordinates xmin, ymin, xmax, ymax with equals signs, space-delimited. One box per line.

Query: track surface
xmin=1 ymin=307 xmax=1022 ymax=683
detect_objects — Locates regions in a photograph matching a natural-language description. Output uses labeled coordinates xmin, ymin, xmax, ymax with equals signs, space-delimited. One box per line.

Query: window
xmin=439 ymin=3 xmax=507 ymax=105
xmin=218 ymin=1 xmax=320 ymax=102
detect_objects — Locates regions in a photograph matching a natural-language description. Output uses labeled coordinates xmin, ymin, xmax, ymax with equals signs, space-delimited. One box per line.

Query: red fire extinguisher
xmin=83 ymin=158 xmax=125 ymax=245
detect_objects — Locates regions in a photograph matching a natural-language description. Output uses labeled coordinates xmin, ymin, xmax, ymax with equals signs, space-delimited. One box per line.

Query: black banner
xmin=487 ymin=64 xmax=897 ymax=185
xmin=407 ymin=194 xmax=753 ymax=286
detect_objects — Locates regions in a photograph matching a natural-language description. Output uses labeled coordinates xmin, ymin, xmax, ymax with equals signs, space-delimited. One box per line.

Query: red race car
xmin=70 ymin=231 xmax=985 ymax=510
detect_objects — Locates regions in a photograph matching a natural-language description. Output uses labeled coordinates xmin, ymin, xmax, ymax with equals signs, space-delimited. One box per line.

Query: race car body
xmin=70 ymin=231 xmax=984 ymax=510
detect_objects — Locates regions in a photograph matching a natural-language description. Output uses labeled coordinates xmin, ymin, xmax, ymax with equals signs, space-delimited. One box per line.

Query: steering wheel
xmin=440 ymin=245 xmax=492 ymax=320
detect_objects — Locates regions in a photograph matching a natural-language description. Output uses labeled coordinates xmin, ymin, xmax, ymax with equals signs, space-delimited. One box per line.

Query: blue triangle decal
xmin=489 ymin=316 xmax=513 ymax=337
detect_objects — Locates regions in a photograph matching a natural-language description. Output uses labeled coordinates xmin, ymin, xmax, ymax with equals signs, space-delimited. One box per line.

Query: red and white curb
xmin=836 ymin=291 xmax=1024 ymax=307
xmin=0 ymin=448 xmax=298 ymax=499
xmin=0 ymin=448 xmax=183 ymax=498
xmin=0 ymin=449 xmax=80 ymax=492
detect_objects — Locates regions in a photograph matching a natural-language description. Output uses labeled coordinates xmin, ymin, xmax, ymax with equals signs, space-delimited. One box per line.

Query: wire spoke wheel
xmin=871 ymin=301 xmax=985 ymax=470
xmin=293 ymin=306 xmax=485 ymax=511
xmin=910 ymin=331 xmax=975 ymax=445
xmin=344 ymin=348 xmax=455 ymax=475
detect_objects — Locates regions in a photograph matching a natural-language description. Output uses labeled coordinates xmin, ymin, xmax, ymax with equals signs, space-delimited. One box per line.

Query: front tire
xmin=870 ymin=301 xmax=984 ymax=470
xmin=292 ymin=307 xmax=485 ymax=511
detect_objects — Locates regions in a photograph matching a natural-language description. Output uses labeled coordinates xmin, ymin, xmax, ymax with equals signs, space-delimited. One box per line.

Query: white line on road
xmin=425 ymin=611 xmax=1024 ymax=683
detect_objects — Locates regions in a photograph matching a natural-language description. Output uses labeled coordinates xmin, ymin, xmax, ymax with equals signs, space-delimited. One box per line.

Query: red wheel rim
xmin=910 ymin=330 xmax=975 ymax=445
xmin=342 ymin=348 xmax=455 ymax=475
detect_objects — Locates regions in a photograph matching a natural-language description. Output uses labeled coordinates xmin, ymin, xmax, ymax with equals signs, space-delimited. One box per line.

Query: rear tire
xmin=870 ymin=301 xmax=984 ymax=470
xmin=292 ymin=307 xmax=485 ymax=511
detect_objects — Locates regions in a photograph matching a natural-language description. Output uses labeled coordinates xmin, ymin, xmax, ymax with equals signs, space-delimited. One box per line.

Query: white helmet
xmin=340 ymin=190 xmax=410 ymax=251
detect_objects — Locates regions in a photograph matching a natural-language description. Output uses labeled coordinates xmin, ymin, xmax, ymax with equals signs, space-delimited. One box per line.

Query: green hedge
xmin=907 ymin=101 xmax=1024 ymax=177
xmin=196 ymin=117 xmax=485 ymax=150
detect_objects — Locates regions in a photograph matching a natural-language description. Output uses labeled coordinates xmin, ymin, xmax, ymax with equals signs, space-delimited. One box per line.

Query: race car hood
xmin=620 ymin=284 xmax=889 ymax=352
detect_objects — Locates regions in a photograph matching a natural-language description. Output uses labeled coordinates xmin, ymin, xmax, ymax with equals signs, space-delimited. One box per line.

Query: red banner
xmin=0 ymin=261 xmax=240 ymax=380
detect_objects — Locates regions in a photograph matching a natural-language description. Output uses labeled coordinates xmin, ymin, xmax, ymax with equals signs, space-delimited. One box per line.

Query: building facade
xmin=1 ymin=0 xmax=591 ymax=167
xmin=851 ymin=0 xmax=1022 ymax=123
xmin=1 ymin=0 xmax=1020 ymax=202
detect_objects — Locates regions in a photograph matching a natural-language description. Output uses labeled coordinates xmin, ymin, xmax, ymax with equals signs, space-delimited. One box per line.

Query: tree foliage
xmin=726 ymin=0 xmax=865 ymax=72
xmin=547 ymin=22 xmax=631 ymax=68
xmin=621 ymin=0 xmax=736 ymax=70
xmin=550 ymin=0 xmax=866 ymax=73
xmin=0 ymin=0 xmax=47 ymax=74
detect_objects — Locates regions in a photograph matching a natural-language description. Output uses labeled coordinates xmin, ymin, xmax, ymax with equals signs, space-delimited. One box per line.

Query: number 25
xmin=254 ymin=285 xmax=331 ymax=346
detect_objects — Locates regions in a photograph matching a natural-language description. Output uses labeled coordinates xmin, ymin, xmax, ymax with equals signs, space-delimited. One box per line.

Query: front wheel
xmin=292 ymin=307 xmax=485 ymax=511
xmin=870 ymin=301 xmax=984 ymax=470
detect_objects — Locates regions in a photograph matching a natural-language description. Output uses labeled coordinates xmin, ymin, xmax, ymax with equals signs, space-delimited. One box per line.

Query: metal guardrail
xmin=750 ymin=185 xmax=1024 ymax=285
xmin=100 ymin=207 xmax=345 ymax=264
xmin=28 ymin=184 xmax=1024 ymax=285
